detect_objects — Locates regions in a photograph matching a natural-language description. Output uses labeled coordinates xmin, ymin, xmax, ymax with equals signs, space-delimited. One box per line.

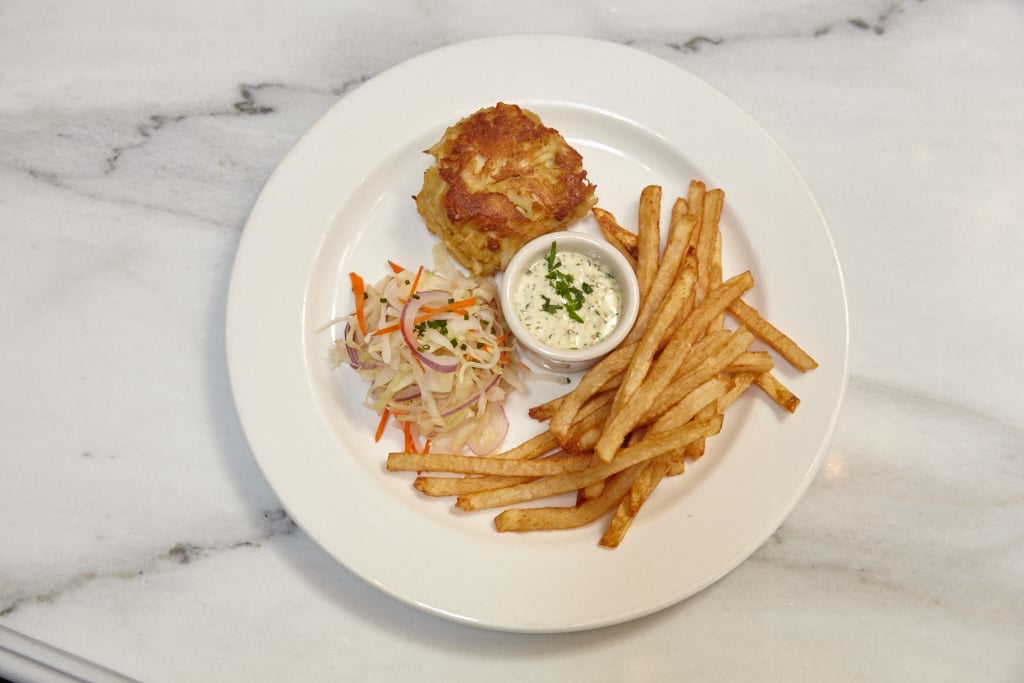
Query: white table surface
xmin=2 ymin=1 xmax=1022 ymax=681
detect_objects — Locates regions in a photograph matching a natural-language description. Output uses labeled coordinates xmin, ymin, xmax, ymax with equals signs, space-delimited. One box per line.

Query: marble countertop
xmin=2 ymin=1 xmax=1022 ymax=681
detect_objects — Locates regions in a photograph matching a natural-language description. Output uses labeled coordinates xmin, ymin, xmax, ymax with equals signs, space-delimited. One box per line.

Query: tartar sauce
xmin=514 ymin=244 xmax=622 ymax=350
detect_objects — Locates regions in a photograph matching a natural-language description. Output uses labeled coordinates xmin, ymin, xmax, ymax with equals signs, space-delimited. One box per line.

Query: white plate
xmin=226 ymin=35 xmax=848 ymax=633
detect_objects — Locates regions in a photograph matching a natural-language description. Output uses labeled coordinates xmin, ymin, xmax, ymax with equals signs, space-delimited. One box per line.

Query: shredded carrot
xmin=494 ymin=333 xmax=513 ymax=363
xmin=350 ymin=272 xmax=368 ymax=336
xmin=374 ymin=408 xmax=389 ymax=442
xmin=422 ymin=439 xmax=432 ymax=454
xmin=372 ymin=297 xmax=478 ymax=336
xmin=387 ymin=260 xmax=406 ymax=274
xmin=372 ymin=321 xmax=402 ymax=337
xmin=408 ymin=265 xmax=425 ymax=298
xmin=402 ymin=420 xmax=417 ymax=453
xmin=423 ymin=297 xmax=477 ymax=317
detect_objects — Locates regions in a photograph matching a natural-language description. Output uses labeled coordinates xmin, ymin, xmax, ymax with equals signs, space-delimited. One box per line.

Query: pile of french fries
xmin=386 ymin=181 xmax=818 ymax=548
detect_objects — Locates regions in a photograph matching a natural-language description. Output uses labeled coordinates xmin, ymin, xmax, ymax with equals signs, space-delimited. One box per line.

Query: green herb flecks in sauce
xmin=515 ymin=242 xmax=622 ymax=350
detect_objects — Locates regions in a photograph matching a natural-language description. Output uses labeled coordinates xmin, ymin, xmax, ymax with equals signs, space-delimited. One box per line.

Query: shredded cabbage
xmin=328 ymin=250 xmax=521 ymax=454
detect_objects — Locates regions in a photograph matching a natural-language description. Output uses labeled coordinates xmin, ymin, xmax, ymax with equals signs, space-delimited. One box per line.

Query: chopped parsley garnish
xmin=542 ymin=242 xmax=590 ymax=323
xmin=415 ymin=319 xmax=450 ymax=337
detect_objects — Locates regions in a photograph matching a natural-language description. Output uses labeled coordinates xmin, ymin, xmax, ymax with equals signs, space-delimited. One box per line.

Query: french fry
xmin=666 ymin=453 xmax=687 ymax=477
xmin=386 ymin=450 xmax=592 ymax=477
xmin=692 ymin=187 xmax=724 ymax=458
xmin=456 ymin=416 xmax=724 ymax=511
xmin=672 ymin=328 xmax=733 ymax=375
xmin=573 ymin=387 xmax=617 ymax=420
xmin=725 ymin=351 xmax=775 ymax=375
xmin=728 ymin=298 xmax=818 ymax=372
xmin=530 ymin=370 xmax=627 ymax=424
xmin=625 ymin=203 xmax=695 ymax=345
xmin=635 ymin=297 xmax=749 ymax=471
xmin=658 ymin=374 xmax=734 ymax=476
xmin=593 ymin=207 xmax=639 ymax=269
xmin=593 ymin=206 xmax=638 ymax=251
xmin=692 ymin=224 xmax=722 ymax=464
xmin=412 ymin=430 xmax=558 ymax=495
xmin=684 ymin=433 xmax=709 ymax=461
xmin=615 ymin=247 xmax=697 ymax=404
xmin=636 ymin=185 xmax=662 ymax=301
xmin=754 ymin=372 xmax=801 ymax=413
xmin=695 ymin=189 xmax=724 ymax=302
xmin=494 ymin=464 xmax=646 ymax=532
xmin=660 ymin=270 xmax=755 ymax=365
xmin=686 ymin=181 xmax=706 ymax=252
xmin=717 ymin=372 xmax=757 ymax=412
xmin=577 ymin=426 xmax=645 ymax=504
xmin=707 ymin=228 xmax=725 ymax=332
xmin=576 ymin=479 xmax=606 ymax=505
xmin=636 ymin=327 xmax=755 ymax=431
xmin=414 ymin=474 xmax=535 ymax=496
xmin=680 ymin=188 xmax=727 ymax=459
xmin=548 ymin=342 xmax=636 ymax=442
xmin=489 ymin=430 xmax=559 ymax=460
xmin=647 ymin=376 xmax=731 ymax=436
xmin=599 ymin=456 xmax=671 ymax=547
xmin=593 ymin=273 xmax=754 ymax=461
xmin=559 ymin=393 xmax=614 ymax=453
xmin=527 ymin=395 xmax=562 ymax=422
xmin=596 ymin=326 xmax=752 ymax=474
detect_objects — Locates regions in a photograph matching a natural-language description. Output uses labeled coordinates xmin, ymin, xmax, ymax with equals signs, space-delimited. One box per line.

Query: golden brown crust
xmin=414 ymin=102 xmax=597 ymax=276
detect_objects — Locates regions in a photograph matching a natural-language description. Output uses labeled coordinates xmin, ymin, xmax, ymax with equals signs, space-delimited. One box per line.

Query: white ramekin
xmin=499 ymin=231 xmax=640 ymax=373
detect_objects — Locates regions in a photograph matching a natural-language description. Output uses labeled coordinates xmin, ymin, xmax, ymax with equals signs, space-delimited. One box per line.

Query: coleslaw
xmin=327 ymin=247 xmax=522 ymax=454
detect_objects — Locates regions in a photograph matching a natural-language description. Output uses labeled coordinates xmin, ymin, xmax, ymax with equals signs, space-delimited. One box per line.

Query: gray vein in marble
xmin=851 ymin=372 xmax=1024 ymax=444
xmin=104 ymin=82 xmax=280 ymax=175
xmin=658 ymin=0 xmax=924 ymax=52
xmin=3 ymin=3 xmax=928 ymax=232
xmin=12 ymin=151 xmax=224 ymax=231
xmin=845 ymin=1 xmax=913 ymax=35
xmin=669 ymin=35 xmax=724 ymax=53
xmin=748 ymin=370 xmax=1024 ymax=628
xmin=0 ymin=508 xmax=297 ymax=618
xmin=101 ymin=77 xmax=370 ymax=178
xmin=4 ymin=76 xmax=370 ymax=231
xmin=754 ymin=521 xmax=1021 ymax=614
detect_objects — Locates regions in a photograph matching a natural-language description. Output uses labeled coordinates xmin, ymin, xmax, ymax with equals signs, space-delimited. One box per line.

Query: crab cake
xmin=414 ymin=103 xmax=597 ymax=277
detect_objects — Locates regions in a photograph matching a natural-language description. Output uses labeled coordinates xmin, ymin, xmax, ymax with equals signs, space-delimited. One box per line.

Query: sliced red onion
xmin=400 ymin=290 xmax=458 ymax=373
xmin=440 ymin=374 xmax=501 ymax=417
xmin=344 ymin=322 xmax=378 ymax=371
xmin=467 ymin=403 xmax=509 ymax=455
xmin=346 ymin=343 xmax=360 ymax=369
xmin=392 ymin=384 xmax=421 ymax=402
